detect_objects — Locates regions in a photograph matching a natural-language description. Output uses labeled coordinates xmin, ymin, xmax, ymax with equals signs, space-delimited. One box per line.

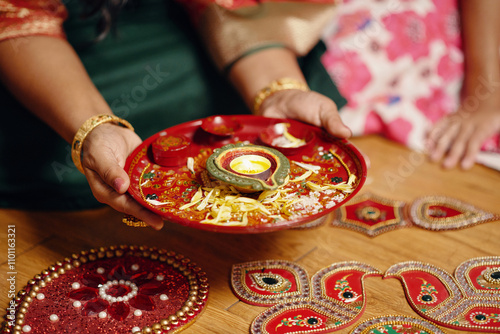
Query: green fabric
xmin=0 ymin=0 xmax=346 ymax=211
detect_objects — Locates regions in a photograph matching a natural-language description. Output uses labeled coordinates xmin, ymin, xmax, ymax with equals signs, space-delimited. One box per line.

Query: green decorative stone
xmin=421 ymin=295 xmax=433 ymax=302
xmin=206 ymin=143 xmax=290 ymax=192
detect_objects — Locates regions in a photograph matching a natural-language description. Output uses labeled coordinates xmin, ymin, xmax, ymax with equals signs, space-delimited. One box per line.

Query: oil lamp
xmin=206 ymin=143 xmax=290 ymax=192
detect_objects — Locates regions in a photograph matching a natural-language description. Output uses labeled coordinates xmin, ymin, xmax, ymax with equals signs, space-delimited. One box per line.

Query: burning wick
xmin=230 ymin=155 xmax=271 ymax=175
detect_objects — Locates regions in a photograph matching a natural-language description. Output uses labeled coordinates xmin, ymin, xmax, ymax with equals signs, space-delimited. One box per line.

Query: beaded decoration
xmin=231 ymin=260 xmax=381 ymax=334
xmin=231 ymin=260 xmax=310 ymax=306
xmin=1 ymin=245 xmax=209 ymax=334
xmin=332 ymin=192 xmax=412 ymax=237
xmin=409 ymin=196 xmax=499 ymax=231
xmin=385 ymin=256 xmax=500 ymax=332
xmin=349 ymin=315 xmax=446 ymax=334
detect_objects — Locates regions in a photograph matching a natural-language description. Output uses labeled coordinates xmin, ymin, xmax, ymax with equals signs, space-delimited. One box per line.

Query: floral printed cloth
xmin=322 ymin=0 xmax=500 ymax=169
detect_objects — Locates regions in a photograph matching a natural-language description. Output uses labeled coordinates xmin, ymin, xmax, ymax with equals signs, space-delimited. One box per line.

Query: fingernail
xmin=152 ymin=221 xmax=164 ymax=231
xmin=341 ymin=126 xmax=352 ymax=138
xmin=442 ymin=159 xmax=454 ymax=169
xmin=462 ymin=159 xmax=474 ymax=170
xmin=113 ymin=178 xmax=125 ymax=192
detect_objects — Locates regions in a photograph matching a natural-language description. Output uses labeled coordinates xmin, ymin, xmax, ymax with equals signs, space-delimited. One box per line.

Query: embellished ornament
xmin=1 ymin=245 xmax=209 ymax=334
xmin=122 ymin=214 xmax=149 ymax=228
xmin=349 ymin=315 xmax=446 ymax=334
xmin=385 ymin=256 xmax=500 ymax=332
xmin=231 ymin=260 xmax=381 ymax=333
xmin=231 ymin=260 xmax=310 ymax=306
xmin=206 ymin=143 xmax=290 ymax=193
xmin=409 ymin=195 xmax=499 ymax=230
xmin=332 ymin=192 xmax=411 ymax=237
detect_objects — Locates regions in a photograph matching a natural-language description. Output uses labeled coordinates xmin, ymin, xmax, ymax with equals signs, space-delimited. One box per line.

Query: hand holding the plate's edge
xmin=82 ymin=124 xmax=165 ymax=230
xmin=228 ymin=47 xmax=352 ymax=139
xmin=0 ymin=36 xmax=163 ymax=229
xmin=257 ymin=89 xmax=352 ymax=139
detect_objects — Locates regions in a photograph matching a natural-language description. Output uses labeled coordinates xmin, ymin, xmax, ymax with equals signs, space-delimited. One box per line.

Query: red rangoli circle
xmin=1 ymin=245 xmax=208 ymax=334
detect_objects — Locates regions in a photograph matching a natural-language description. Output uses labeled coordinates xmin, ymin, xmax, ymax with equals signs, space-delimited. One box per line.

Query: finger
xmin=461 ymin=128 xmax=491 ymax=169
xmin=428 ymin=122 xmax=460 ymax=162
xmin=318 ymin=103 xmax=352 ymax=138
xmin=281 ymin=91 xmax=352 ymax=138
xmin=86 ymin=169 xmax=164 ymax=230
xmin=83 ymin=147 xmax=130 ymax=194
xmin=442 ymin=125 xmax=472 ymax=169
xmin=425 ymin=118 xmax=449 ymax=152
xmin=113 ymin=193 xmax=164 ymax=230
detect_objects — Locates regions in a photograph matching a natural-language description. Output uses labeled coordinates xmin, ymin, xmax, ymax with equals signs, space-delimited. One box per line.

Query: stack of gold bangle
xmin=71 ymin=114 xmax=134 ymax=174
xmin=253 ymin=77 xmax=310 ymax=114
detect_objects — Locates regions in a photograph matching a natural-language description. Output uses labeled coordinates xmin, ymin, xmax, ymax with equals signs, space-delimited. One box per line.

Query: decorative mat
xmin=231 ymin=260 xmax=381 ymax=333
xmin=332 ymin=193 xmax=499 ymax=237
xmin=349 ymin=315 xmax=446 ymax=334
xmin=385 ymin=256 xmax=500 ymax=332
xmin=408 ymin=195 xmax=500 ymax=231
xmin=1 ymin=245 xmax=208 ymax=334
xmin=332 ymin=192 xmax=411 ymax=237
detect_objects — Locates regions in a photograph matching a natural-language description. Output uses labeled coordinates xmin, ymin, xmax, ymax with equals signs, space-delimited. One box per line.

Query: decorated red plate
xmin=1 ymin=245 xmax=208 ymax=334
xmin=125 ymin=115 xmax=367 ymax=233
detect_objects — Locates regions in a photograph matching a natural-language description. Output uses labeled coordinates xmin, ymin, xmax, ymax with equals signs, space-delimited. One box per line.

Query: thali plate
xmin=125 ymin=115 xmax=367 ymax=233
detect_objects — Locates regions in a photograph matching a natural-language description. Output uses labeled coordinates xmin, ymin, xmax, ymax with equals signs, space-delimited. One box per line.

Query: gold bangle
xmin=253 ymin=78 xmax=310 ymax=114
xmin=71 ymin=114 xmax=134 ymax=174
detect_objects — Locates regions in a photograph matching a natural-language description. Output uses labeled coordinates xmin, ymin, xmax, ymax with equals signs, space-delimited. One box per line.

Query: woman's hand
xmin=81 ymin=124 xmax=165 ymax=230
xmin=428 ymin=0 xmax=500 ymax=169
xmin=227 ymin=47 xmax=351 ymax=139
xmin=426 ymin=93 xmax=500 ymax=169
xmin=258 ymin=89 xmax=352 ymax=139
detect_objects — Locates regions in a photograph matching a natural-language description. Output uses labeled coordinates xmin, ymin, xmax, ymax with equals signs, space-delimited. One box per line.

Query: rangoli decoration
xmin=349 ymin=315 xmax=446 ymax=334
xmin=1 ymin=245 xmax=209 ymax=334
xmin=385 ymin=256 xmax=500 ymax=332
xmin=231 ymin=260 xmax=381 ymax=334
xmin=332 ymin=192 xmax=411 ymax=237
xmin=231 ymin=260 xmax=310 ymax=306
xmin=331 ymin=193 xmax=499 ymax=237
xmin=408 ymin=195 xmax=499 ymax=231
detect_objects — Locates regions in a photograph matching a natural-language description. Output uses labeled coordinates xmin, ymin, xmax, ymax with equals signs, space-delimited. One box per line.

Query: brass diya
xmin=206 ymin=143 xmax=290 ymax=192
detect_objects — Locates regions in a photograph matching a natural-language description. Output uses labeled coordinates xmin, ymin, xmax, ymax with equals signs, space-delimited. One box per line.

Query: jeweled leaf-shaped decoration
xmin=385 ymin=257 xmax=500 ymax=332
xmin=312 ymin=261 xmax=382 ymax=313
xmin=243 ymin=261 xmax=381 ymax=333
xmin=231 ymin=260 xmax=310 ymax=306
xmin=251 ymin=299 xmax=350 ymax=334
xmin=409 ymin=195 xmax=499 ymax=230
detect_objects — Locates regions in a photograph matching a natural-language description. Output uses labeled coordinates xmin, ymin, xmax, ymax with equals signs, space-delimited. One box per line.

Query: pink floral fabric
xmin=322 ymin=0 xmax=499 ymax=164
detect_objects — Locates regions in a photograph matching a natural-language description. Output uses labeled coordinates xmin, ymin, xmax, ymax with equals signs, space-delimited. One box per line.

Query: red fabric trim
xmin=175 ymin=0 xmax=337 ymax=24
xmin=0 ymin=0 xmax=67 ymax=42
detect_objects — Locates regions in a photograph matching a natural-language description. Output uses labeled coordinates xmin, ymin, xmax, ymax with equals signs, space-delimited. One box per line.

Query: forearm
xmin=460 ymin=0 xmax=500 ymax=90
xmin=228 ymin=48 xmax=307 ymax=111
xmin=0 ymin=36 xmax=112 ymax=143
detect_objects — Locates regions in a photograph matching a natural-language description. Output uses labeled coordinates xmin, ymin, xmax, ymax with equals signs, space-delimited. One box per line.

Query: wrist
xmin=228 ymin=48 xmax=306 ymax=108
xmin=71 ymin=114 xmax=135 ymax=173
xmin=253 ymin=78 xmax=309 ymax=114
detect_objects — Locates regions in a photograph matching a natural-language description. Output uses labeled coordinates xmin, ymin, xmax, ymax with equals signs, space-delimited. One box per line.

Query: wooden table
xmin=1 ymin=135 xmax=499 ymax=333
